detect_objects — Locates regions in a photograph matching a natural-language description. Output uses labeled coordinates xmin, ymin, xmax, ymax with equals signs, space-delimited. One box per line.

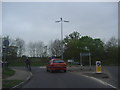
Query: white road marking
xmin=12 ymin=72 xmax=33 ymax=88
xmin=82 ymin=74 xmax=117 ymax=89
xmin=39 ymin=66 xmax=46 ymax=68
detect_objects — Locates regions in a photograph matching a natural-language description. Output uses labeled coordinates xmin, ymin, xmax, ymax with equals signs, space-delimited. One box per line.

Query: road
xmin=21 ymin=67 xmax=114 ymax=88
xmin=103 ymin=66 xmax=119 ymax=82
xmin=103 ymin=66 xmax=119 ymax=88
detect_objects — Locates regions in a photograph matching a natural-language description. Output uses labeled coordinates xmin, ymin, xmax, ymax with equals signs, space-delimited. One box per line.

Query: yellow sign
xmin=96 ymin=61 xmax=102 ymax=73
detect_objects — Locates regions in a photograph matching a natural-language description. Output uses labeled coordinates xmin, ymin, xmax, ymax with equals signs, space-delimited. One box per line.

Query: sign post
xmin=80 ymin=53 xmax=91 ymax=70
xmin=96 ymin=61 xmax=102 ymax=73
xmin=68 ymin=60 xmax=74 ymax=67
xmin=80 ymin=53 xmax=83 ymax=70
xmin=3 ymin=38 xmax=9 ymax=68
xmin=89 ymin=53 xmax=91 ymax=70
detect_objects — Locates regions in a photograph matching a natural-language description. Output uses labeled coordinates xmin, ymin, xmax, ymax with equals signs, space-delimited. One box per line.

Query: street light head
xmin=55 ymin=21 xmax=60 ymax=23
xmin=60 ymin=18 xmax=62 ymax=21
xmin=64 ymin=20 xmax=69 ymax=22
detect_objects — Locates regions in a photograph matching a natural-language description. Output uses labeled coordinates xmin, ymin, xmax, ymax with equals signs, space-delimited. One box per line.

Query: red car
xmin=46 ymin=59 xmax=67 ymax=72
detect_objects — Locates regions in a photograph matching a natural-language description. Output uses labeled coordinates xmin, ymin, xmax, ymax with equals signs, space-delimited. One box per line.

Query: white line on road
xmin=12 ymin=72 xmax=33 ymax=88
xmin=82 ymin=74 xmax=117 ymax=89
xmin=39 ymin=66 xmax=46 ymax=68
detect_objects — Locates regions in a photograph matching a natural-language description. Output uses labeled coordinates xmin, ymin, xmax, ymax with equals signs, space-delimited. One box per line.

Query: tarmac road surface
xmin=21 ymin=67 xmax=114 ymax=88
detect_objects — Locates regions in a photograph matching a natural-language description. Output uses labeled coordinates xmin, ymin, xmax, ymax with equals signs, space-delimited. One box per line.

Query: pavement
xmin=6 ymin=69 xmax=30 ymax=80
xmin=2 ymin=67 xmax=32 ymax=89
xmin=2 ymin=65 xmax=119 ymax=89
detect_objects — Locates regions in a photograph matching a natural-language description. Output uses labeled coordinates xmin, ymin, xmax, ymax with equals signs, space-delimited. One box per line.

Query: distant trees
xmin=8 ymin=46 xmax=18 ymax=58
xmin=63 ymin=32 xmax=80 ymax=60
xmin=15 ymin=38 xmax=25 ymax=57
xmin=49 ymin=39 xmax=62 ymax=57
xmin=68 ymin=31 xmax=80 ymax=40
xmin=35 ymin=41 xmax=45 ymax=57
xmin=47 ymin=31 xmax=118 ymax=65
xmin=63 ymin=31 xmax=117 ymax=65
xmin=64 ymin=32 xmax=104 ymax=59
xmin=2 ymin=32 xmax=118 ymax=65
xmin=2 ymin=36 xmax=48 ymax=58
xmin=27 ymin=42 xmax=36 ymax=57
xmin=104 ymin=37 xmax=118 ymax=62
xmin=27 ymin=41 xmax=46 ymax=57
xmin=2 ymin=36 xmax=26 ymax=59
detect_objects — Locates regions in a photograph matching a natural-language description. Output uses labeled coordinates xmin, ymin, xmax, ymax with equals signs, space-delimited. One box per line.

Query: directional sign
xmin=3 ymin=40 xmax=9 ymax=46
xmin=97 ymin=62 xmax=101 ymax=66
xmin=80 ymin=53 xmax=91 ymax=56
xmin=96 ymin=61 xmax=102 ymax=73
xmin=68 ymin=60 xmax=74 ymax=63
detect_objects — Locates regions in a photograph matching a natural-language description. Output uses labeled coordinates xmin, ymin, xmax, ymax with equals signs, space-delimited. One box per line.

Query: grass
xmin=2 ymin=68 xmax=23 ymax=88
xmin=2 ymin=68 xmax=16 ymax=79
xmin=7 ymin=57 xmax=120 ymax=66
xmin=2 ymin=80 xmax=23 ymax=88
xmin=7 ymin=57 xmax=49 ymax=66
xmin=8 ymin=59 xmax=48 ymax=67
xmin=9 ymin=62 xmax=47 ymax=66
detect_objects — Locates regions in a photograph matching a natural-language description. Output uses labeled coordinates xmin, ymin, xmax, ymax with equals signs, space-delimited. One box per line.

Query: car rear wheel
xmin=46 ymin=69 xmax=49 ymax=72
xmin=49 ymin=70 xmax=53 ymax=73
xmin=64 ymin=70 xmax=66 ymax=72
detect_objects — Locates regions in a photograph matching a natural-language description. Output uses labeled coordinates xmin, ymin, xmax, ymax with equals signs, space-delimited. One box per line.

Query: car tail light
xmin=50 ymin=64 xmax=55 ymax=66
xmin=64 ymin=63 xmax=67 ymax=66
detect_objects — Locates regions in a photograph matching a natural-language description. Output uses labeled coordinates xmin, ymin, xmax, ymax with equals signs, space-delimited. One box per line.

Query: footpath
xmin=2 ymin=67 xmax=32 ymax=89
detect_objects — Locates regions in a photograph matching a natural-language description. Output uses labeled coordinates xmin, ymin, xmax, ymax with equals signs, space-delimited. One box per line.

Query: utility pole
xmin=55 ymin=17 xmax=69 ymax=60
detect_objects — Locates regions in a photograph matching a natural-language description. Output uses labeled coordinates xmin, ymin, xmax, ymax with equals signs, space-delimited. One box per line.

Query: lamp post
xmin=55 ymin=17 xmax=69 ymax=59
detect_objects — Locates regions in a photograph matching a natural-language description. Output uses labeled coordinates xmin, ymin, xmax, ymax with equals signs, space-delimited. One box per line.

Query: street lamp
xmin=55 ymin=17 xmax=69 ymax=59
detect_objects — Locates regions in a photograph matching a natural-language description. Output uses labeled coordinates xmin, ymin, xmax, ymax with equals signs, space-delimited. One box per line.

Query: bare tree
xmin=28 ymin=42 xmax=36 ymax=57
xmin=49 ymin=39 xmax=63 ymax=57
xmin=15 ymin=38 xmax=25 ymax=57
xmin=104 ymin=37 xmax=118 ymax=61
xmin=1 ymin=36 xmax=25 ymax=57
xmin=36 ymin=41 xmax=44 ymax=57
xmin=105 ymin=37 xmax=118 ymax=48
xmin=27 ymin=41 xmax=45 ymax=57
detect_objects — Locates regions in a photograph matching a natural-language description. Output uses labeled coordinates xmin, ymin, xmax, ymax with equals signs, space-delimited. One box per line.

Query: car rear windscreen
xmin=53 ymin=60 xmax=64 ymax=63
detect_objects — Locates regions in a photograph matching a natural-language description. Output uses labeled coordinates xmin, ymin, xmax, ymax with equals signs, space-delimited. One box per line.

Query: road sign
xmin=80 ymin=52 xmax=92 ymax=70
xmin=3 ymin=39 xmax=9 ymax=46
xmin=80 ymin=53 xmax=91 ymax=56
xmin=68 ymin=60 xmax=74 ymax=63
xmin=96 ymin=61 xmax=102 ymax=73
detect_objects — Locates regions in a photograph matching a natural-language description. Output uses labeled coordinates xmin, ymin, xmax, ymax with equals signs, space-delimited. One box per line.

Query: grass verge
xmin=2 ymin=68 xmax=16 ymax=79
xmin=2 ymin=80 xmax=24 ymax=88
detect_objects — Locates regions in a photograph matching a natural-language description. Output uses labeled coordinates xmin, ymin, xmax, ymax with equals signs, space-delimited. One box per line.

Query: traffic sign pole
xmin=80 ymin=53 xmax=91 ymax=70
xmin=89 ymin=53 xmax=91 ymax=70
xmin=80 ymin=53 xmax=83 ymax=70
xmin=3 ymin=38 xmax=9 ymax=68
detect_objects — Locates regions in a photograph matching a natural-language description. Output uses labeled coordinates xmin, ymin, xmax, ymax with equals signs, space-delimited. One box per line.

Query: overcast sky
xmin=2 ymin=2 xmax=118 ymax=45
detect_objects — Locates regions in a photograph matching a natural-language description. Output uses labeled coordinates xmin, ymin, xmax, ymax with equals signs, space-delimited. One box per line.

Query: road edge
xmin=12 ymin=72 xmax=33 ymax=89
xmin=81 ymin=74 xmax=119 ymax=89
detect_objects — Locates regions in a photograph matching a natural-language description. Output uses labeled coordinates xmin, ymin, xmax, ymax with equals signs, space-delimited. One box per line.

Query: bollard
xmin=96 ymin=61 xmax=102 ymax=73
